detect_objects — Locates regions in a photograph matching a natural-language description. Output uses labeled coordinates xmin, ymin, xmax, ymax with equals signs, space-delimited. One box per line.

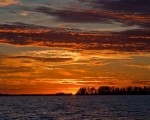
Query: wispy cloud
xmin=126 ymin=64 xmax=150 ymax=69
xmin=0 ymin=65 xmax=32 ymax=73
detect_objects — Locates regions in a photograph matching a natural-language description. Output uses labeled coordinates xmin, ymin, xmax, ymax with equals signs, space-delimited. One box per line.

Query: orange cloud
xmin=0 ymin=0 xmax=19 ymax=7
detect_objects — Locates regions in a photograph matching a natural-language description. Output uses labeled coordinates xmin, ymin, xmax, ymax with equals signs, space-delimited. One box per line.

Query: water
xmin=0 ymin=96 xmax=150 ymax=120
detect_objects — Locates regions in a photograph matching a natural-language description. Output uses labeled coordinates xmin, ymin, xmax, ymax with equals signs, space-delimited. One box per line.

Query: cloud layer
xmin=0 ymin=24 xmax=149 ymax=52
xmin=33 ymin=0 xmax=150 ymax=28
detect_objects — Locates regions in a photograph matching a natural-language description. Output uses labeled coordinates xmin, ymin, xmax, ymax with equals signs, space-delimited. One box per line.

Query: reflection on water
xmin=0 ymin=96 xmax=150 ymax=120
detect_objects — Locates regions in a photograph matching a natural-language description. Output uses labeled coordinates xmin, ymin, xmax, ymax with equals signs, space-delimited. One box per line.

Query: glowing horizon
xmin=0 ymin=0 xmax=150 ymax=94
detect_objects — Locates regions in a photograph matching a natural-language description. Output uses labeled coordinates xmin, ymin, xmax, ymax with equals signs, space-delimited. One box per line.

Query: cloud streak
xmin=8 ymin=56 xmax=73 ymax=62
xmin=34 ymin=1 xmax=150 ymax=27
xmin=0 ymin=24 xmax=149 ymax=52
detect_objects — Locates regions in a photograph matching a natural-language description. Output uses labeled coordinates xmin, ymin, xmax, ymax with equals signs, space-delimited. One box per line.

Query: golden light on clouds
xmin=0 ymin=42 xmax=150 ymax=94
xmin=0 ymin=0 xmax=150 ymax=94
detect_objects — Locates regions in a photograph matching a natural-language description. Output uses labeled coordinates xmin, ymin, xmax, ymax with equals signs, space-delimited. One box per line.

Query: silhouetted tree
xmin=98 ymin=86 xmax=111 ymax=95
xmin=76 ymin=86 xmax=97 ymax=95
xmin=76 ymin=86 xmax=150 ymax=95
xmin=76 ymin=87 xmax=87 ymax=95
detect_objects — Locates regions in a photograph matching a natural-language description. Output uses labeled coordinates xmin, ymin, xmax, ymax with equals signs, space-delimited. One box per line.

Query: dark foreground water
xmin=0 ymin=96 xmax=150 ymax=120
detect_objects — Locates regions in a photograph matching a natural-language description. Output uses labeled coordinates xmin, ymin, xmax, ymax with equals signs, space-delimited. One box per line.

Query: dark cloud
xmin=0 ymin=24 xmax=149 ymax=52
xmin=8 ymin=56 xmax=73 ymax=62
xmin=113 ymin=29 xmax=150 ymax=36
xmin=79 ymin=0 xmax=150 ymax=27
xmin=0 ymin=54 xmax=73 ymax=63
xmin=93 ymin=0 xmax=150 ymax=14
xmin=0 ymin=22 xmax=48 ymax=29
xmin=34 ymin=0 xmax=150 ymax=27
xmin=36 ymin=6 xmax=107 ymax=23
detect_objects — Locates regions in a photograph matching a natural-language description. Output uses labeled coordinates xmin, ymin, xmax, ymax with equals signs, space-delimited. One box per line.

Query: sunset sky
xmin=0 ymin=0 xmax=150 ymax=94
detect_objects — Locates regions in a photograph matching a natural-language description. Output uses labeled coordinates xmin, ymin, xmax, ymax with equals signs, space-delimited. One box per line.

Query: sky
xmin=0 ymin=0 xmax=150 ymax=94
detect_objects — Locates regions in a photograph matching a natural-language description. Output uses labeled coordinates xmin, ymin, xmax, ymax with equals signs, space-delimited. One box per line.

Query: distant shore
xmin=1 ymin=94 xmax=150 ymax=96
xmin=1 ymin=95 xmax=150 ymax=96
xmin=0 ymin=93 xmax=73 ymax=96
xmin=1 ymin=86 xmax=150 ymax=96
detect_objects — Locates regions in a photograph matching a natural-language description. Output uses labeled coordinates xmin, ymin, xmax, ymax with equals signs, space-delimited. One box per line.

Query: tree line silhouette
xmin=1 ymin=86 xmax=150 ymax=96
xmin=76 ymin=86 xmax=150 ymax=95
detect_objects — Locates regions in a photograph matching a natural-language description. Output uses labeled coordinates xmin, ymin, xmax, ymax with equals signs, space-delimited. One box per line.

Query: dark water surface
xmin=0 ymin=96 xmax=150 ymax=120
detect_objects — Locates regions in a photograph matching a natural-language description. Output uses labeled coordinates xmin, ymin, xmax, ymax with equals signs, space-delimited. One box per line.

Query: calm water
xmin=0 ymin=96 xmax=150 ymax=120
